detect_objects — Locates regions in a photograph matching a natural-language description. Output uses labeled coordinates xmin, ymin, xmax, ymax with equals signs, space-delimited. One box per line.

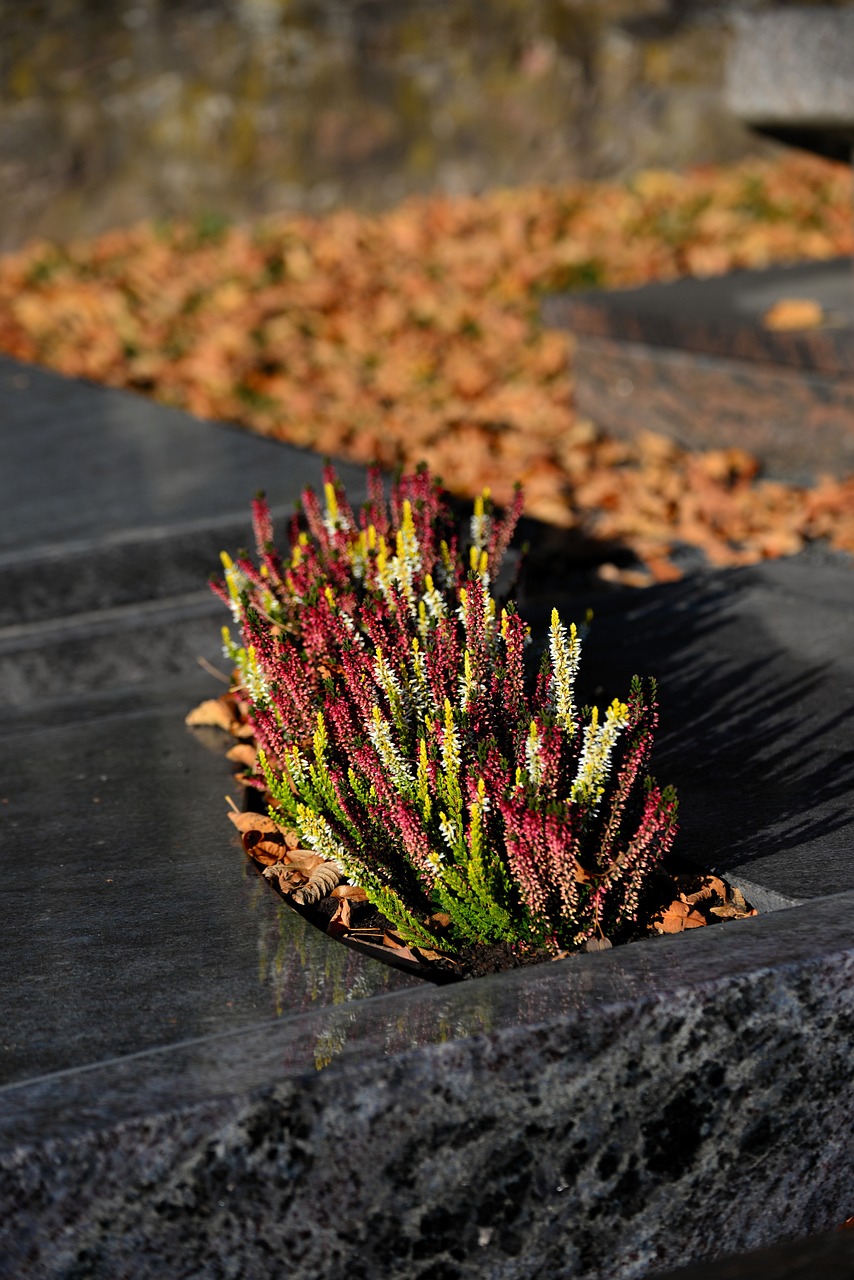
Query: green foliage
xmin=216 ymin=467 xmax=678 ymax=958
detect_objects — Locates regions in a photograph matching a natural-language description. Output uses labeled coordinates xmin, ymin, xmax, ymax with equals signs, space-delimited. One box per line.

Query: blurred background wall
xmin=0 ymin=0 xmax=850 ymax=250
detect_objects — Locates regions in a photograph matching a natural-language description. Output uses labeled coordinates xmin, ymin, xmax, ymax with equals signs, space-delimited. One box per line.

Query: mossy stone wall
xmin=0 ymin=0 xmax=848 ymax=248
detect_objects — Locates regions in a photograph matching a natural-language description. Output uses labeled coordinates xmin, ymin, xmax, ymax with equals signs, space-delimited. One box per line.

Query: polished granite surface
xmin=0 ymin=355 xmax=366 ymax=557
xmin=1 ymin=358 xmax=852 ymax=1279
xmin=533 ymin=546 xmax=854 ymax=909
xmin=0 ymin=686 xmax=417 ymax=1092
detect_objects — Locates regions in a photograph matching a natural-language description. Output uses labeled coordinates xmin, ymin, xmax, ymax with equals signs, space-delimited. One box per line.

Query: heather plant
xmin=213 ymin=465 xmax=677 ymax=957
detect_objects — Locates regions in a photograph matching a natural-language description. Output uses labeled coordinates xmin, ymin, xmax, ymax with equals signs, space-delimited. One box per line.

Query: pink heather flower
xmin=212 ymin=465 xmax=678 ymax=955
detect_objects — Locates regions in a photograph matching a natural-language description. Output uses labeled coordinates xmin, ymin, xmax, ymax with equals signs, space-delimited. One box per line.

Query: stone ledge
xmin=2 ymin=892 xmax=853 ymax=1279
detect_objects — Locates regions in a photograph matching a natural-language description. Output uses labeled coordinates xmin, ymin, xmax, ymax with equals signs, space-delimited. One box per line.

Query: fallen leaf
xmin=328 ymin=895 xmax=352 ymax=935
xmin=226 ymin=743 xmax=258 ymax=769
xmin=414 ymin=947 xmax=453 ymax=964
xmin=763 ymin=297 xmax=824 ymax=330
xmin=227 ymin=811 xmax=288 ymax=836
xmin=331 ymin=884 xmax=369 ymax=900
xmin=283 ymin=847 xmax=327 ymax=875
xmin=227 ymin=810 xmax=294 ymax=864
xmin=655 ymin=900 xmax=706 ymax=933
xmin=263 ymin=863 xmax=308 ymax=892
xmin=582 ymin=936 xmax=613 ymax=952
xmin=291 ymin=859 xmax=341 ymax=904
xmin=185 ymin=698 xmax=239 ymax=733
xmin=381 ymin=933 xmax=422 ymax=963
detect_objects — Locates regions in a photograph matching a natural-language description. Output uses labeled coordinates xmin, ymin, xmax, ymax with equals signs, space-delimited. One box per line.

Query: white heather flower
xmin=549 ymin=609 xmax=582 ymax=734
xmin=296 ymin=805 xmax=347 ymax=871
xmin=470 ymin=490 xmax=491 ymax=552
xmin=571 ymin=699 xmax=629 ymax=807
xmin=525 ymin=720 xmax=542 ymax=789
xmin=368 ymin=705 xmax=414 ymax=792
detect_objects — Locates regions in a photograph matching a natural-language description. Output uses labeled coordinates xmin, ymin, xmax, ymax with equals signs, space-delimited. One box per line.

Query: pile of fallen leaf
xmin=2 ymin=153 xmax=854 ymax=580
xmin=187 ymin=689 xmax=756 ymax=982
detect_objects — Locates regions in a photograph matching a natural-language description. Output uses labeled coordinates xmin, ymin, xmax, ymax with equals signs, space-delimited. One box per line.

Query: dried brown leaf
xmin=763 ymin=297 xmax=824 ymax=331
xmin=330 ymin=884 xmax=369 ymax=900
xmin=709 ymin=904 xmax=740 ymax=919
xmin=226 ymin=743 xmax=258 ymax=769
xmin=227 ymin=811 xmax=283 ymax=834
xmin=226 ymin=811 xmax=294 ymax=865
xmin=328 ymin=896 xmax=352 ymax=935
xmin=185 ymin=698 xmax=239 ymax=733
xmin=263 ymin=863 xmax=308 ymax=893
xmin=381 ymin=933 xmax=422 ymax=963
xmin=656 ymin=901 xmax=690 ymax=933
xmin=284 ymin=848 xmax=326 ymax=875
xmin=582 ymin=936 xmax=613 ymax=952
xmin=291 ymin=859 xmax=341 ymax=904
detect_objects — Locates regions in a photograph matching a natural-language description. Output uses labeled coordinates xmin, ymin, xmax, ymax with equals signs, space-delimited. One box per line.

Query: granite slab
xmin=726 ymin=8 xmax=854 ymax=162
xmin=0 ymin=357 xmax=421 ymax=1092
xmin=2 ymin=357 xmax=853 ymax=1278
xmin=2 ymin=892 xmax=853 ymax=1279
xmin=530 ymin=546 xmax=854 ymax=912
xmin=542 ymin=260 xmax=854 ymax=482
xmin=0 ymin=354 xmax=367 ymax=625
xmin=0 ymin=685 xmax=419 ymax=1091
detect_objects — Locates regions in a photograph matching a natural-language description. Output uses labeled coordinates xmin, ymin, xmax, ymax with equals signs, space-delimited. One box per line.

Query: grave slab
xmin=0 ymin=686 xmax=419 ymax=1091
xmin=0 ymin=354 xmax=367 ymax=625
xmin=1 ymin=358 xmax=853 ymax=1278
xmin=0 ymin=357 xmax=420 ymax=1091
xmin=725 ymin=8 xmax=854 ymax=162
xmin=543 ymin=259 xmax=854 ymax=482
xmin=530 ymin=545 xmax=854 ymax=912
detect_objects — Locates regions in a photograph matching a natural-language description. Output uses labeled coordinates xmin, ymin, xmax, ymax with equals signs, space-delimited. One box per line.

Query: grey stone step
xmin=0 ymin=684 xmax=419 ymax=1094
xmin=0 ymin=354 xmax=367 ymax=626
xmin=0 ymin=510 xmax=283 ymax=629
xmin=2 ymin=354 xmax=853 ymax=1278
xmin=726 ymin=8 xmax=854 ymax=162
xmin=543 ymin=258 xmax=854 ymax=484
xmin=526 ymin=546 xmax=854 ymax=910
xmin=0 ymin=589 xmax=224 ymax=708
xmin=2 ymin=887 xmax=852 ymax=1278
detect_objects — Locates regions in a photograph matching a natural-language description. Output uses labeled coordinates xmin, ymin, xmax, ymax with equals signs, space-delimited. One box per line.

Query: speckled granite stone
xmin=2 ymin=894 xmax=853 ymax=1280
xmin=3 ymin=358 xmax=853 ymax=1279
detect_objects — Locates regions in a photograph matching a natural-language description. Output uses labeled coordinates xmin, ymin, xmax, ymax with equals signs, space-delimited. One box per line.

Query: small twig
xmin=197 ymin=655 xmax=231 ymax=684
xmin=224 ymin=794 xmax=240 ymax=813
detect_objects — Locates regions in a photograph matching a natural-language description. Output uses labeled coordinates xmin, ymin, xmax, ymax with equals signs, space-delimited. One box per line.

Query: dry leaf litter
xmin=2 ymin=153 xmax=853 ymax=585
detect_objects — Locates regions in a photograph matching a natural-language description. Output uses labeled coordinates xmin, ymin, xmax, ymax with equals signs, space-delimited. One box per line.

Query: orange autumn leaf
xmin=185 ymin=698 xmax=241 ymax=734
xmin=328 ymin=895 xmax=352 ymax=935
xmin=656 ymin=900 xmax=707 ymax=934
xmin=763 ymin=297 xmax=824 ymax=330
xmin=7 ymin=152 xmax=853 ymax=582
xmin=225 ymin=743 xmax=258 ymax=770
